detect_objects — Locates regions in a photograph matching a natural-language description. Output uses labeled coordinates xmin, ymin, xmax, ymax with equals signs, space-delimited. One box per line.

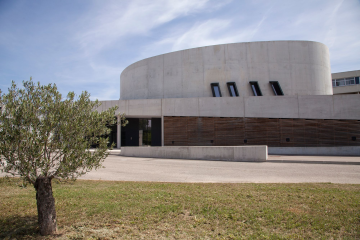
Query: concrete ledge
xmin=268 ymin=146 xmax=360 ymax=156
xmin=120 ymin=146 xmax=268 ymax=162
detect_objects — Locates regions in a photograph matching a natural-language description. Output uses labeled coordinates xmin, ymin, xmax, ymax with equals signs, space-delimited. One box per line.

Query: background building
xmin=332 ymin=70 xmax=360 ymax=95
xmin=99 ymin=41 xmax=360 ymax=155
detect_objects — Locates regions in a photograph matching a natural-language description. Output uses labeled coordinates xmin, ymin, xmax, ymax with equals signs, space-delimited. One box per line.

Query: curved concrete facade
xmin=120 ymin=41 xmax=332 ymax=100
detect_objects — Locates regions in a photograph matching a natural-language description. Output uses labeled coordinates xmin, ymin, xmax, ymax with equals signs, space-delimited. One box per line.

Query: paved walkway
xmin=78 ymin=153 xmax=360 ymax=184
xmin=1 ymin=151 xmax=359 ymax=183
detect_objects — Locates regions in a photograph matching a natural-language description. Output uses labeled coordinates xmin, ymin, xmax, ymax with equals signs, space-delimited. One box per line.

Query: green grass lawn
xmin=1 ymin=177 xmax=359 ymax=239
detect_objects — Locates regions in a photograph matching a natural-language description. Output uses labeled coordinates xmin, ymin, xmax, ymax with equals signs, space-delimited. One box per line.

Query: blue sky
xmin=0 ymin=0 xmax=359 ymax=100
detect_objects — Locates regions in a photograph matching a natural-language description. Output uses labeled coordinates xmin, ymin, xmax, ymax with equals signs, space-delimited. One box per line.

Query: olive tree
xmin=0 ymin=79 xmax=127 ymax=235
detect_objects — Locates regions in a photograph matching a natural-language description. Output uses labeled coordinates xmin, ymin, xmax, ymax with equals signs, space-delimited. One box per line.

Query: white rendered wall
xmin=120 ymin=41 xmax=332 ymax=100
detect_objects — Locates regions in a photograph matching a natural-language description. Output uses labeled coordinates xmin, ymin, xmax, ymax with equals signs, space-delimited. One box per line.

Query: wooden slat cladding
xmin=292 ymin=119 xmax=304 ymax=146
xmin=347 ymin=120 xmax=360 ymax=146
xmin=200 ymin=118 xmax=215 ymax=146
xmin=333 ymin=120 xmax=349 ymax=146
xmin=245 ymin=118 xmax=269 ymax=145
xmin=215 ymin=118 xmax=244 ymax=146
xmin=303 ymin=119 xmax=318 ymax=147
xmin=318 ymin=119 xmax=334 ymax=146
xmin=279 ymin=118 xmax=294 ymax=147
xmin=164 ymin=117 xmax=360 ymax=147
xmin=163 ymin=116 xmax=174 ymax=146
xmin=214 ymin=118 xmax=230 ymax=146
xmin=187 ymin=117 xmax=199 ymax=146
xmin=187 ymin=117 xmax=214 ymax=146
xmin=266 ymin=118 xmax=280 ymax=147
xmin=164 ymin=116 xmax=188 ymax=146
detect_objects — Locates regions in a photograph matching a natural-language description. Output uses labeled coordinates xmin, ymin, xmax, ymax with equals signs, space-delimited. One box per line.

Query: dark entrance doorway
xmin=121 ymin=118 xmax=161 ymax=147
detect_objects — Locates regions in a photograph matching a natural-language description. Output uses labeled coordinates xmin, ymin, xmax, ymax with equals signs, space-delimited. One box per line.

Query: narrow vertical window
xmin=269 ymin=81 xmax=284 ymax=96
xmin=249 ymin=81 xmax=262 ymax=96
xmin=211 ymin=83 xmax=222 ymax=97
xmin=227 ymin=82 xmax=239 ymax=97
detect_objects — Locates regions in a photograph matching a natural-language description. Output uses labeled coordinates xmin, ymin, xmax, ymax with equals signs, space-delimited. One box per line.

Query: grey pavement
xmin=1 ymin=152 xmax=359 ymax=183
xmin=78 ymin=153 xmax=360 ymax=184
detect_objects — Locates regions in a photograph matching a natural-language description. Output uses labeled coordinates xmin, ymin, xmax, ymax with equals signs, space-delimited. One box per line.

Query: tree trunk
xmin=34 ymin=176 xmax=57 ymax=235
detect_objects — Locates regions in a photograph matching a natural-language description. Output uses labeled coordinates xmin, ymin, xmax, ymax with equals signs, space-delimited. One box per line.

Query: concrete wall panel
xmin=198 ymin=97 xmax=244 ymax=117
xmin=333 ymin=95 xmax=360 ymax=119
xmin=101 ymin=94 xmax=360 ymax=120
xmin=268 ymin=63 xmax=291 ymax=95
xmin=298 ymin=96 xmax=334 ymax=119
xmin=181 ymin=48 xmax=205 ymax=98
xmin=247 ymin=41 xmax=268 ymax=64
xmin=162 ymin=98 xmax=199 ymax=117
xmin=124 ymin=61 xmax=149 ymax=100
xmin=203 ymin=45 xmax=226 ymax=98
xmin=121 ymin=41 xmax=332 ymax=100
xmin=116 ymin=100 xmax=127 ymax=114
xmin=224 ymin=42 xmax=250 ymax=97
xmin=164 ymin=51 xmax=183 ymax=98
xmin=288 ymin=41 xmax=310 ymax=64
xmin=127 ymin=99 xmax=162 ymax=116
xmin=248 ymin=63 xmax=271 ymax=95
xmin=308 ymin=41 xmax=325 ymax=66
xmin=245 ymin=96 xmax=299 ymax=118
xmin=291 ymin=63 xmax=311 ymax=95
xmin=121 ymin=146 xmax=267 ymax=162
xmin=189 ymin=147 xmax=234 ymax=161
xmin=234 ymin=146 xmax=268 ymax=162
xmin=267 ymin=41 xmax=290 ymax=64
xmin=147 ymin=56 xmax=164 ymax=99
xmin=310 ymin=65 xmax=325 ymax=94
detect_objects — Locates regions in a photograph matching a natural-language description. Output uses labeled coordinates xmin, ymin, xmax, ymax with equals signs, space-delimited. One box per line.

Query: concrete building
xmin=99 ymin=41 xmax=360 ymax=155
xmin=332 ymin=70 xmax=360 ymax=95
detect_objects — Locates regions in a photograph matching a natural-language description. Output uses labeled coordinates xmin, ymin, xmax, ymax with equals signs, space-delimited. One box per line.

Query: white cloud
xmin=90 ymin=85 xmax=119 ymax=101
xmin=75 ymin=0 xmax=209 ymax=57
xmin=151 ymin=0 xmax=360 ymax=72
xmin=170 ymin=19 xmax=233 ymax=50
xmin=142 ymin=13 xmax=270 ymax=56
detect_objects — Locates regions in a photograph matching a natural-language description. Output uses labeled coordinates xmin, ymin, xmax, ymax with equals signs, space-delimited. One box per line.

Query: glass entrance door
xmin=139 ymin=118 xmax=151 ymax=146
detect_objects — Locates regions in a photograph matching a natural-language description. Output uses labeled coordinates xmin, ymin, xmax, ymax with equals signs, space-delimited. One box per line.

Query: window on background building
xmin=249 ymin=81 xmax=262 ymax=96
xmin=332 ymin=77 xmax=358 ymax=87
xmin=211 ymin=83 xmax=222 ymax=97
xmin=227 ymin=82 xmax=239 ymax=97
xmin=269 ymin=81 xmax=284 ymax=96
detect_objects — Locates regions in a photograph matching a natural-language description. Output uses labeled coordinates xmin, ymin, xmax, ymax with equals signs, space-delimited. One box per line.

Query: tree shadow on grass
xmin=0 ymin=215 xmax=39 ymax=239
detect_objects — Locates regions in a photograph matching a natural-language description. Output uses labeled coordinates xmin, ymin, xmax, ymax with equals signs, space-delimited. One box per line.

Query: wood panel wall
xmin=164 ymin=117 xmax=360 ymax=147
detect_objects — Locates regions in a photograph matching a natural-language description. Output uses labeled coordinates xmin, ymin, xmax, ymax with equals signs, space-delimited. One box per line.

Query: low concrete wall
xmin=120 ymin=146 xmax=268 ymax=162
xmin=268 ymin=146 xmax=360 ymax=156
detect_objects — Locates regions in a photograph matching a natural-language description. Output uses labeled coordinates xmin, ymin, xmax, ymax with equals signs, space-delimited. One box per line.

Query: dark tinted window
xmin=269 ymin=81 xmax=284 ymax=96
xmin=211 ymin=83 xmax=222 ymax=97
xmin=249 ymin=81 xmax=262 ymax=96
xmin=227 ymin=82 xmax=239 ymax=97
